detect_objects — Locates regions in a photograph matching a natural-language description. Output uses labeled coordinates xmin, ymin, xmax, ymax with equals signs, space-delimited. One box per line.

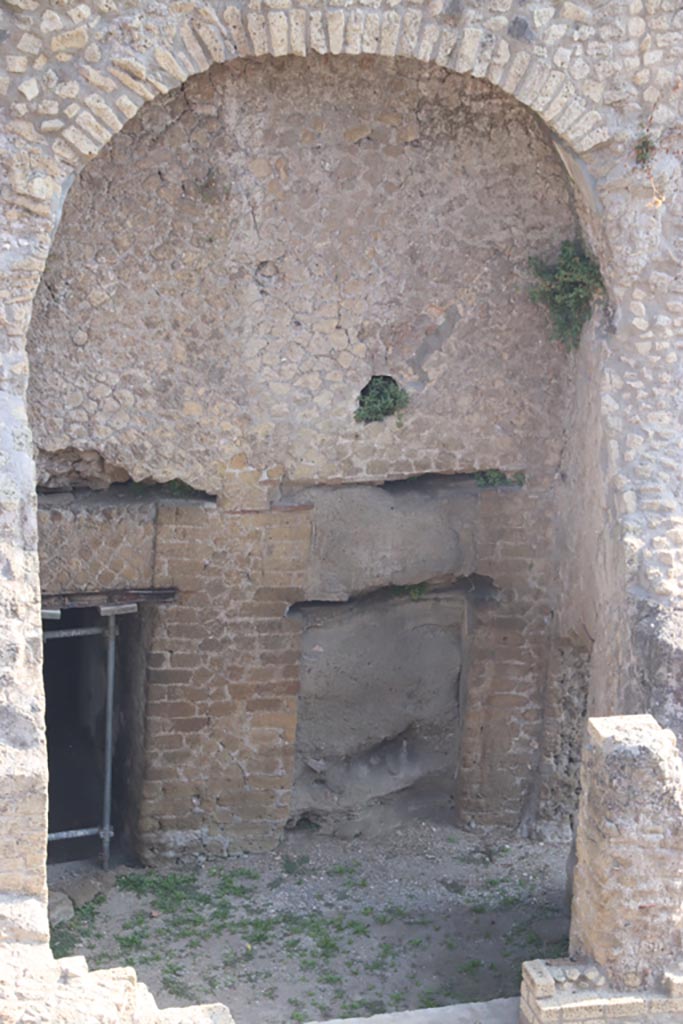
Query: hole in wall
xmin=354 ymin=375 xmax=410 ymax=424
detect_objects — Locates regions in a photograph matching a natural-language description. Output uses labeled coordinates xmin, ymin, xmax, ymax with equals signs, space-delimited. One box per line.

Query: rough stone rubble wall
xmin=26 ymin=56 xmax=576 ymax=493
xmin=0 ymin=0 xmax=682 ymax=999
xmin=570 ymin=715 xmax=683 ymax=990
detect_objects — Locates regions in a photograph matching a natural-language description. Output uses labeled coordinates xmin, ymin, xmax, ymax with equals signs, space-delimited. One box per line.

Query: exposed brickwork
xmin=456 ymin=478 xmax=558 ymax=825
xmin=142 ymin=502 xmax=311 ymax=858
xmin=38 ymin=495 xmax=312 ymax=858
xmin=37 ymin=474 xmax=566 ymax=851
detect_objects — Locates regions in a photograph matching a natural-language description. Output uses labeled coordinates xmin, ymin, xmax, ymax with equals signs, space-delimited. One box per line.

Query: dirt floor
xmin=48 ymin=822 xmax=570 ymax=1024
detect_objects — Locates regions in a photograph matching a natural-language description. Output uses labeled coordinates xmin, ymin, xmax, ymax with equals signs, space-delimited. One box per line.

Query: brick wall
xmin=140 ymin=502 xmax=311 ymax=858
xmin=38 ymin=478 xmax=571 ymax=858
xmin=38 ymin=495 xmax=312 ymax=858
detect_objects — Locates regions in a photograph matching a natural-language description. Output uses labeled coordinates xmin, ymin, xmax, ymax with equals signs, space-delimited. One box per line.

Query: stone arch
xmin=3 ymin=0 xmax=610 ymax=191
xmin=4 ymin=0 xmax=683 ymax=958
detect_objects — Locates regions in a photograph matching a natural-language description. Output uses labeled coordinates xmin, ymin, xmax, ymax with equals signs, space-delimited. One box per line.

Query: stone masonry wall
xmin=571 ymin=715 xmax=683 ymax=990
xmin=39 ymin=492 xmax=157 ymax=595
xmin=2 ymin=0 xmax=683 ymax=1009
xmin=521 ymin=715 xmax=683 ymax=1024
xmin=26 ymin=54 xmax=584 ymax=854
xmin=27 ymin=56 xmax=576 ymax=497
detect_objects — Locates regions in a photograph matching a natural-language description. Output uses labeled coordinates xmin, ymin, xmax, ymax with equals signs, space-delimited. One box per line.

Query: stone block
xmin=48 ymin=890 xmax=74 ymax=927
xmin=664 ymin=971 xmax=683 ymax=997
xmin=522 ymin=960 xmax=557 ymax=999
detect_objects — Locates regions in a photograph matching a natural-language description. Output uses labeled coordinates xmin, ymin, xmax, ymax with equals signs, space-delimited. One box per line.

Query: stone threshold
xmin=307 ymin=997 xmax=521 ymax=1024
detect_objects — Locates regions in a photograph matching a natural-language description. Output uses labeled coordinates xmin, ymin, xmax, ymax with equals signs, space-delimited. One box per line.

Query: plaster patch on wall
xmin=289 ymin=589 xmax=467 ymax=836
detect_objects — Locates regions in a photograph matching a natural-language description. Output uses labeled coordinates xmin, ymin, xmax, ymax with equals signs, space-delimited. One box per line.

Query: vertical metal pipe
xmin=102 ymin=614 xmax=116 ymax=871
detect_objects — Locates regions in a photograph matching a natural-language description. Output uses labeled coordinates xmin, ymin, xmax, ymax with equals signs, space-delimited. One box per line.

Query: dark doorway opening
xmin=44 ymin=607 xmax=106 ymax=863
xmin=43 ymin=603 xmax=149 ymax=865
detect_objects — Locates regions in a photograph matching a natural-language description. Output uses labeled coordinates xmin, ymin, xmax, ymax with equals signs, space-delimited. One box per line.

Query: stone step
xmin=157 ymin=1004 xmax=236 ymax=1023
xmin=306 ymin=998 xmax=520 ymax=1024
xmin=0 ymin=945 xmax=235 ymax=1024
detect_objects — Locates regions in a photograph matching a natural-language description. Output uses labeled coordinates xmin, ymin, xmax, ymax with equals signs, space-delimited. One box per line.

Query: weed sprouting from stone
xmin=529 ymin=239 xmax=604 ymax=349
xmin=474 ymin=470 xmax=524 ymax=488
xmin=635 ymin=133 xmax=656 ymax=167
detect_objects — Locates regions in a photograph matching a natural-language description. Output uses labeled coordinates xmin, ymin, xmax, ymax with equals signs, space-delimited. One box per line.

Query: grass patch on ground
xmin=50 ymin=893 xmax=105 ymax=959
xmin=48 ymin=834 xmax=568 ymax=1021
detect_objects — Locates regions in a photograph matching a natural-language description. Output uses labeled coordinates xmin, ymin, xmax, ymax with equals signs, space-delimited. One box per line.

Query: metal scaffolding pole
xmin=44 ymin=627 xmax=105 ymax=641
xmin=101 ymin=612 xmax=116 ymax=871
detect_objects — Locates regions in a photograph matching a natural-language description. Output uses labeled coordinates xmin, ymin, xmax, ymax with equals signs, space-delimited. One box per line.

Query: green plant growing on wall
xmin=529 ymin=240 xmax=604 ymax=349
xmin=475 ymin=470 xmax=525 ymax=488
xmin=389 ymin=582 xmax=428 ymax=600
xmin=354 ymin=376 xmax=409 ymax=424
xmin=635 ymin=133 xmax=656 ymax=168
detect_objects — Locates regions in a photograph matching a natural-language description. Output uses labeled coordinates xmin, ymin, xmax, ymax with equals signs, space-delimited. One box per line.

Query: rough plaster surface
xmin=1 ymin=0 xmax=683 ymax=1017
xmin=294 ymin=478 xmax=478 ymax=601
xmin=290 ymin=591 xmax=466 ymax=833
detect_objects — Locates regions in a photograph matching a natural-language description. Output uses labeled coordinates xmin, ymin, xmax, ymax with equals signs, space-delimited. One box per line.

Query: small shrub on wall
xmin=354 ymin=376 xmax=409 ymax=424
xmin=529 ymin=240 xmax=604 ymax=349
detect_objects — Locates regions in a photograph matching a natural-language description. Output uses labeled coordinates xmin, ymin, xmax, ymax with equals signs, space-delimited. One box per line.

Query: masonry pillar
xmin=520 ymin=715 xmax=683 ymax=1024
xmin=570 ymin=714 xmax=683 ymax=989
xmin=0 ymin=276 xmax=50 ymax=944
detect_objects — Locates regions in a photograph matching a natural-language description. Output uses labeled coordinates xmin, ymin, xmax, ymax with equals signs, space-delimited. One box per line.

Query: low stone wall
xmin=570 ymin=716 xmax=683 ymax=989
xmin=521 ymin=959 xmax=683 ymax=1024
xmin=522 ymin=715 xmax=683 ymax=1024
